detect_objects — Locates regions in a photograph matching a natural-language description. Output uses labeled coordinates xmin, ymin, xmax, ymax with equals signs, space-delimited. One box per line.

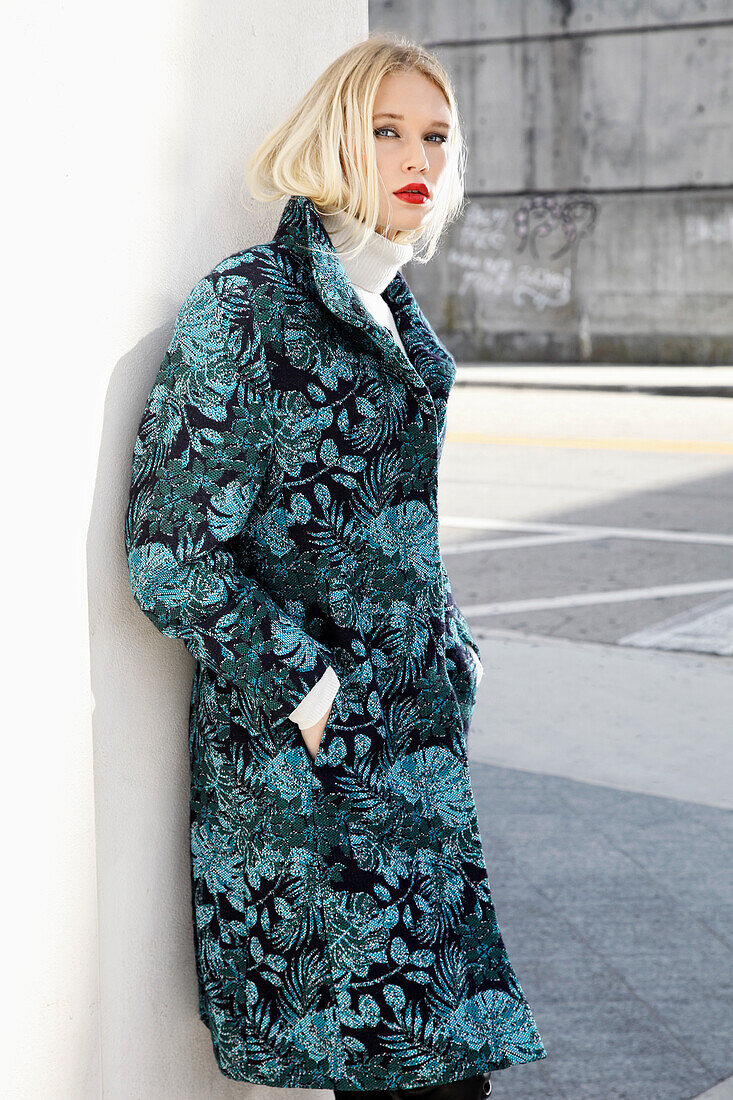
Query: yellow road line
xmin=446 ymin=431 xmax=733 ymax=454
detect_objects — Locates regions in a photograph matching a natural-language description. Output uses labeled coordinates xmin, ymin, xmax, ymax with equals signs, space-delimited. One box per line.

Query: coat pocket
xmin=303 ymin=655 xmax=385 ymax=771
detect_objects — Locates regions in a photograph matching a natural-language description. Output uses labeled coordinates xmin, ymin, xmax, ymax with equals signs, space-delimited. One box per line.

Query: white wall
xmin=1 ymin=3 xmax=367 ymax=1096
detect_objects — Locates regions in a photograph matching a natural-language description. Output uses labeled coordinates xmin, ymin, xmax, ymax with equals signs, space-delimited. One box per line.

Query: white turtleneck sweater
xmin=287 ymin=207 xmax=482 ymax=732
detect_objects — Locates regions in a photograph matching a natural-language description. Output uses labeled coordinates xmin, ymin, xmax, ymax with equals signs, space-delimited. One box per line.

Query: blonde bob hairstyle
xmin=241 ymin=31 xmax=467 ymax=265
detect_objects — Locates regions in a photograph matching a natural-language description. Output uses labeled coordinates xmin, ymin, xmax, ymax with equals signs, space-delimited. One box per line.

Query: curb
xmin=453 ymin=365 xmax=733 ymax=397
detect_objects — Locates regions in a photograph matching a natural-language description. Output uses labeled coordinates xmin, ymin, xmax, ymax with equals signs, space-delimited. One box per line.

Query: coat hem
xmin=210 ymin=1054 xmax=548 ymax=1091
xmin=199 ymin=1011 xmax=548 ymax=1090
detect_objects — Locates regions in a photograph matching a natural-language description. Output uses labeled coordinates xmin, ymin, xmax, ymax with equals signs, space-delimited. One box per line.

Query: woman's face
xmin=371 ymin=69 xmax=452 ymax=238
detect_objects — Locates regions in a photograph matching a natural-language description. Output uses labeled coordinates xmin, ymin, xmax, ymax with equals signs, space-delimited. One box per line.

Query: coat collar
xmin=272 ymin=194 xmax=456 ymax=420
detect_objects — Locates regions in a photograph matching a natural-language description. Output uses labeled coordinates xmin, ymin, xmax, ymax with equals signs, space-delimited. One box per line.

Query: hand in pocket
xmin=299 ymin=702 xmax=333 ymax=760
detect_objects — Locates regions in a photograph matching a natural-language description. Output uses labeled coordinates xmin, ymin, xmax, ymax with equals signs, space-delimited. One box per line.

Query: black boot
xmin=391 ymin=1072 xmax=492 ymax=1100
xmin=334 ymin=1091 xmax=391 ymax=1100
xmin=334 ymin=1072 xmax=492 ymax=1100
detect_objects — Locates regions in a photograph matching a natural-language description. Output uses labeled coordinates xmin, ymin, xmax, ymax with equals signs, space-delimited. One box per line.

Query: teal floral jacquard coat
xmin=125 ymin=194 xmax=547 ymax=1089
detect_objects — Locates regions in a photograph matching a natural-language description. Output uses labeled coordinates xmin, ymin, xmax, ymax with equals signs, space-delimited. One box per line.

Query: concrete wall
xmin=2 ymin=2 xmax=366 ymax=1097
xmin=371 ymin=0 xmax=733 ymax=363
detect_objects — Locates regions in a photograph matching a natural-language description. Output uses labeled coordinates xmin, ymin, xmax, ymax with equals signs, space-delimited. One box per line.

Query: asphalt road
xmin=438 ymin=385 xmax=733 ymax=1100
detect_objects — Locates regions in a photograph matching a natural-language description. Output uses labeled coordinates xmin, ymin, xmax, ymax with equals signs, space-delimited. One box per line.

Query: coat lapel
xmin=273 ymin=194 xmax=456 ymax=425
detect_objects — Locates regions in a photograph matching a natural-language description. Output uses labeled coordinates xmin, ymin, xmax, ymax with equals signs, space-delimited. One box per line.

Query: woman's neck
xmin=320 ymin=207 xmax=414 ymax=295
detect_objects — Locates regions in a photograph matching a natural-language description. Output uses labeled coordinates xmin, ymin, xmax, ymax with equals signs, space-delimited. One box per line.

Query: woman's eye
xmin=373 ymin=128 xmax=447 ymax=143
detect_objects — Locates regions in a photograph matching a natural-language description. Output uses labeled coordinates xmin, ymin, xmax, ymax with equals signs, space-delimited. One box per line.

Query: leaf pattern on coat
xmin=125 ymin=194 xmax=546 ymax=1089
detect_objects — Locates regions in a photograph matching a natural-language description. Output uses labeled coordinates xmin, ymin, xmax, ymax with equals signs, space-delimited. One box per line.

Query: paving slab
xmin=470 ymin=763 xmax=733 ymax=1099
xmin=466 ymin=628 xmax=732 ymax=809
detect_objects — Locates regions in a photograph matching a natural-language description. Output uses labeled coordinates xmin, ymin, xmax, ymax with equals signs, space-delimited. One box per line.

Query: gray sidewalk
xmin=455 ymin=364 xmax=733 ymax=397
xmin=467 ymin=628 xmax=732 ymax=1099
xmin=440 ymin=382 xmax=733 ymax=1097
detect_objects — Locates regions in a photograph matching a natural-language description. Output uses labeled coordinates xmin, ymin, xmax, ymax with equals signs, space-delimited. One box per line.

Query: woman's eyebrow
xmin=373 ymin=111 xmax=451 ymax=128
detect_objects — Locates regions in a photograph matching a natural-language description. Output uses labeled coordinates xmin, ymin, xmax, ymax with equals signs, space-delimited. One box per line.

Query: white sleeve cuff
xmin=465 ymin=643 xmax=483 ymax=686
xmin=288 ymin=665 xmax=340 ymax=729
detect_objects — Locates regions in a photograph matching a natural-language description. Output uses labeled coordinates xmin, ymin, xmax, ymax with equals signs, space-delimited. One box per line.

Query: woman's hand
xmin=300 ymin=703 xmax=333 ymax=760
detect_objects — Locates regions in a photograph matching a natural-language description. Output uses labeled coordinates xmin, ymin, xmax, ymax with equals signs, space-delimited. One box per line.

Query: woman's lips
xmin=394 ymin=189 xmax=429 ymax=205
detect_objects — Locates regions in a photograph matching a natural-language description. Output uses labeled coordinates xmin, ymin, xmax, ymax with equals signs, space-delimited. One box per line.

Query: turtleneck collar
xmin=319 ymin=207 xmax=414 ymax=296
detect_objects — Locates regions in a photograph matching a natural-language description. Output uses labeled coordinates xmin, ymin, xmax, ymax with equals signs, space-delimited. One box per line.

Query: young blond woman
xmin=125 ymin=30 xmax=547 ymax=1099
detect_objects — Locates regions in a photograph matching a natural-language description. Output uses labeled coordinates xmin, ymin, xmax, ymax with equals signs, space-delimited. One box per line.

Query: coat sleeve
xmin=464 ymin=643 xmax=484 ymax=686
xmin=288 ymin=665 xmax=340 ymax=729
xmin=124 ymin=273 xmax=335 ymax=727
xmin=441 ymin=561 xmax=482 ymax=666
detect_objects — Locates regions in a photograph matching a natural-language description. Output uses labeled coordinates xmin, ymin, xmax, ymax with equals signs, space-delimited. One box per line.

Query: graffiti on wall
xmin=446 ymin=194 xmax=600 ymax=312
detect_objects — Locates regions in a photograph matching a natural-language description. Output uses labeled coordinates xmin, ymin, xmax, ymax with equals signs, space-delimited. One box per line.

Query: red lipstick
xmin=394 ymin=182 xmax=430 ymax=205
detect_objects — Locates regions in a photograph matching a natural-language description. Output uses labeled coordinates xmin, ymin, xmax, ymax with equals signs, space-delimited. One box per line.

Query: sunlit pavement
xmin=439 ymin=382 xmax=733 ymax=1100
